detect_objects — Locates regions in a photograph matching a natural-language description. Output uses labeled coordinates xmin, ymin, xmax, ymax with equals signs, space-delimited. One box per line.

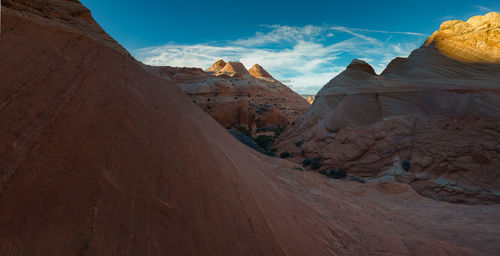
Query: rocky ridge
xmin=275 ymin=13 xmax=500 ymax=205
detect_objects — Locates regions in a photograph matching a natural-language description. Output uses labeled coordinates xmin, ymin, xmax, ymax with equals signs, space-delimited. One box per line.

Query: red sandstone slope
xmin=0 ymin=2 xmax=315 ymax=255
xmin=1 ymin=1 xmax=500 ymax=255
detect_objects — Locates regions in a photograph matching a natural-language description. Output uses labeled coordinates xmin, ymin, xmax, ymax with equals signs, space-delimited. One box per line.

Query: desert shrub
xmin=327 ymin=169 xmax=346 ymax=179
xmin=319 ymin=169 xmax=328 ymax=176
xmin=310 ymin=158 xmax=322 ymax=170
xmin=237 ymin=126 xmax=251 ymax=137
xmin=350 ymin=176 xmax=366 ymax=184
xmin=401 ymin=160 xmax=410 ymax=171
xmin=280 ymin=152 xmax=291 ymax=159
xmin=273 ymin=124 xmax=287 ymax=137
xmin=254 ymin=135 xmax=274 ymax=150
xmin=302 ymin=158 xmax=312 ymax=167
xmin=295 ymin=141 xmax=303 ymax=147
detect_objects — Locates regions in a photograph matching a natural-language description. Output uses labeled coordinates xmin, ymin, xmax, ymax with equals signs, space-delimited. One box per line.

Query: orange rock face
xmin=207 ymin=59 xmax=226 ymax=72
xmin=248 ymin=64 xmax=276 ymax=81
xmin=1 ymin=2 xmax=500 ymax=255
xmin=275 ymin=14 xmax=500 ymax=205
xmin=153 ymin=60 xmax=310 ymax=135
xmin=424 ymin=12 xmax=500 ymax=63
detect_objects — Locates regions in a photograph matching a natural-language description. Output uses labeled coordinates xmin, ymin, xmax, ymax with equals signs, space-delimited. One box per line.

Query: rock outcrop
xmin=306 ymin=95 xmax=315 ymax=104
xmin=207 ymin=59 xmax=226 ymax=72
xmin=1 ymin=2 xmax=500 ymax=255
xmin=153 ymin=60 xmax=310 ymax=136
xmin=424 ymin=12 xmax=500 ymax=63
xmin=275 ymin=13 xmax=500 ymax=205
xmin=219 ymin=61 xmax=251 ymax=78
xmin=248 ymin=64 xmax=276 ymax=81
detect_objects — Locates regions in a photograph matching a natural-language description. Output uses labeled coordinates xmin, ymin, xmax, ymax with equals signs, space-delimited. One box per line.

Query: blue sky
xmin=81 ymin=0 xmax=499 ymax=94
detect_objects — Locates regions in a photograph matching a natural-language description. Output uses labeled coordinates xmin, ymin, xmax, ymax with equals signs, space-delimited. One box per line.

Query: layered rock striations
xmin=275 ymin=13 xmax=500 ymax=205
xmin=1 ymin=2 xmax=500 ymax=255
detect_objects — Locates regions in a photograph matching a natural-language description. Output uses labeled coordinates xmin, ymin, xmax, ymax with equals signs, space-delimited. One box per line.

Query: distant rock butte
xmin=275 ymin=13 xmax=500 ymax=205
xmin=306 ymin=96 xmax=315 ymax=104
xmin=153 ymin=60 xmax=309 ymax=136
xmin=424 ymin=12 xmax=500 ymax=63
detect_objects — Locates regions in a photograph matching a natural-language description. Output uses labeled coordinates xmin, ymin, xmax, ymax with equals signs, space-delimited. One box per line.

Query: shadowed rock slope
xmin=275 ymin=13 xmax=500 ymax=205
xmin=1 ymin=2 xmax=500 ymax=255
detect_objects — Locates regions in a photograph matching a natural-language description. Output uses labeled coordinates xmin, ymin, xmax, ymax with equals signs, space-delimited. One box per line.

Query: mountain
xmin=274 ymin=13 xmax=500 ymax=205
xmin=1 ymin=1 xmax=500 ymax=255
xmin=153 ymin=60 xmax=310 ymax=137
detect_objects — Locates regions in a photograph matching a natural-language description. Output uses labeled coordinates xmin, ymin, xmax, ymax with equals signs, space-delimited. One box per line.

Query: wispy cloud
xmin=135 ymin=24 xmax=425 ymax=94
xmin=475 ymin=5 xmax=493 ymax=13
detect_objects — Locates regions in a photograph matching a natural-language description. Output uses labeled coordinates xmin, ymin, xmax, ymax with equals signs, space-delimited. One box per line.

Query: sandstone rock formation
xmin=153 ymin=60 xmax=310 ymax=136
xmin=207 ymin=59 xmax=226 ymax=72
xmin=425 ymin=12 xmax=500 ymax=63
xmin=248 ymin=64 xmax=276 ymax=82
xmin=275 ymin=13 xmax=500 ymax=205
xmin=307 ymin=96 xmax=315 ymax=104
xmin=303 ymin=95 xmax=315 ymax=104
xmin=219 ymin=61 xmax=251 ymax=78
xmin=1 ymin=2 xmax=500 ymax=255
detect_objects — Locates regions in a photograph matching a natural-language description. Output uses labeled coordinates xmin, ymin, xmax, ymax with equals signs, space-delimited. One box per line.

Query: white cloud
xmin=134 ymin=24 xmax=426 ymax=95
xmin=475 ymin=5 xmax=493 ymax=13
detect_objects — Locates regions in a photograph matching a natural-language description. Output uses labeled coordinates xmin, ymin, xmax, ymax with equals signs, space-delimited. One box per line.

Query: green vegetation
xmin=302 ymin=158 xmax=312 ymax=167
xmin=273 ymin=124 xmax=287 ymax=138
xmin=254 ymin=135 xmax=274 ymax=150
xmin=319 ymin=168 xmax=347 ymax=179
xmin=237 ymin=126 xmax=251 ymax=137
xmin=327 ymin=169 xmax=346 ymax=179
xmin=402 ymin=160 xmax=410 ymax=171
xmin=310 ymin=158 xmax=322 ymax=170
xmin=280 ymin=152 xmax=291 ymax=159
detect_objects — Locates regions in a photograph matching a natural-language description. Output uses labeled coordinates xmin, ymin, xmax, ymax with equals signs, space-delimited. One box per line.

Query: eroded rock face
xmin=2 ymin=2 xmax=500 ymax=255
xmin=152 ymin=60 xmax=309 ymax=135
xmin=218 ymin=61 xmax=251 ymax=78
xmin=248 ymin=64 xmax=276 ymax=82
xmin=207 ymin=59 xmax=226 ymax=72
xmin=424 ymin=12 xmax=500 ymax=63
xmin=275 ymin=14 xmax=500 ymax=205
